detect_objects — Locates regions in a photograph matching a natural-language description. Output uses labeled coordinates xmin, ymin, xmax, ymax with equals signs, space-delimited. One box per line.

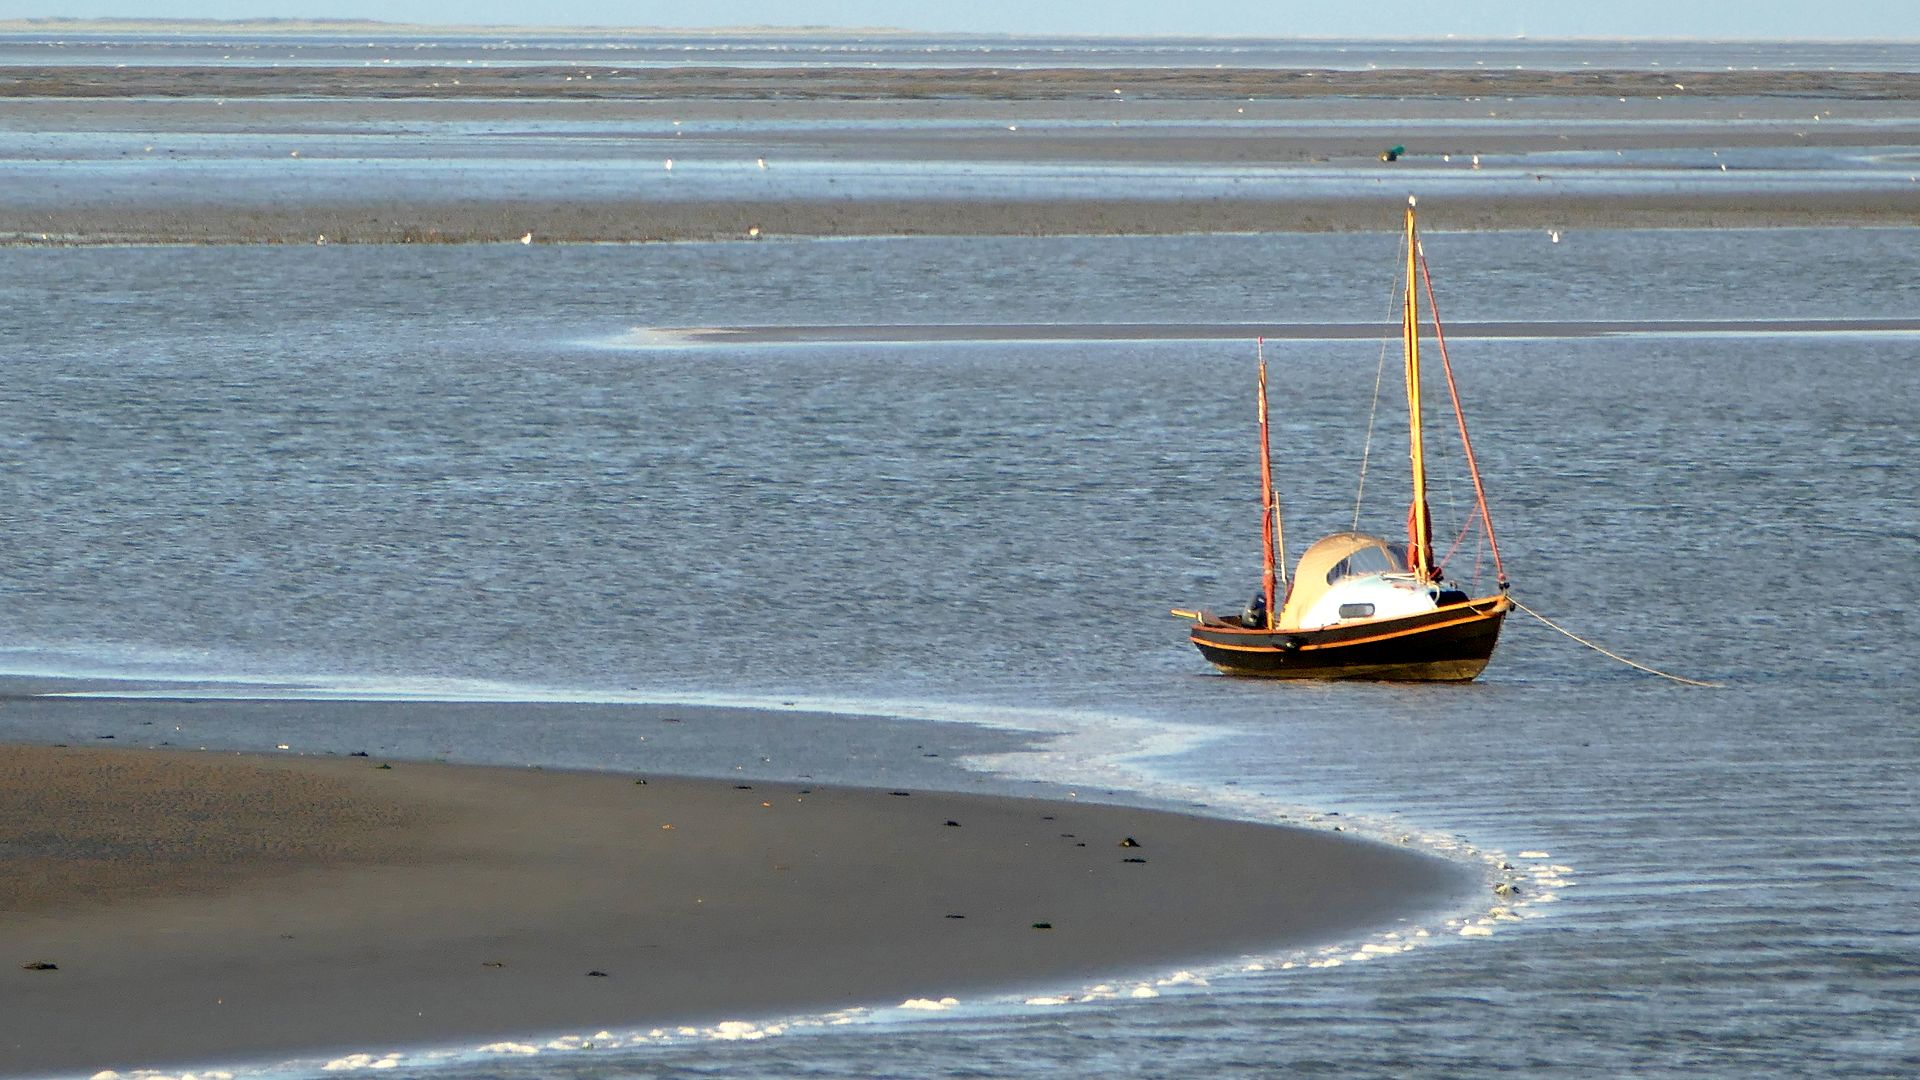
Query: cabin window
xmin=1338 ymin=603 xmax=1376 ymax=620
xmin=1326 ymin=544 xmax=1408 ymax=584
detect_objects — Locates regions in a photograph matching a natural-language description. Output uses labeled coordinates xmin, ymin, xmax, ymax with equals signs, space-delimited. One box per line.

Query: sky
xmin=9 ymin=1 xmax=1918 ymax=39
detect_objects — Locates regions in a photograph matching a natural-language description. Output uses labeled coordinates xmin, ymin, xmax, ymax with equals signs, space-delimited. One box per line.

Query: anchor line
xmin=1509 ymin=595 xmax=1724 ymax=688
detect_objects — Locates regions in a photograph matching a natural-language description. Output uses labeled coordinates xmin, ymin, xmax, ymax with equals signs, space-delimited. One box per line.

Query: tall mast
xmin=1257 ymin=344 xmax=1278 ymax=628
xmin=1403 ymin=197 xmax=1435 ymax=580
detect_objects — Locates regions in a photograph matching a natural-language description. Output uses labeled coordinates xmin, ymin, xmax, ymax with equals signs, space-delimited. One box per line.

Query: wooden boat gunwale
xmin=1189 ymin=591 xmax=1511 ymax=652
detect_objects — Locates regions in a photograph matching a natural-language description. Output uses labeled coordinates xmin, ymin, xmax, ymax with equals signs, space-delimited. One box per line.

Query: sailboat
xmin=1179 ymin=197 xmax=1512 ymax=680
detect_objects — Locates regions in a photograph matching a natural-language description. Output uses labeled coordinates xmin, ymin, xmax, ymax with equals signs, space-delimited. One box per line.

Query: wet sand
xmin=3 ymin=65 xmax=1919 ymax=242
xmin=9 ymin=188 xmax=1917 ymax=247
xmin=0 ymin=741 xmax=1473 ymax=1077
xmin=6 ymin=63 xmax=1919 ymax=102
xmin=657 ymin=317 xmax=1920 ymax=344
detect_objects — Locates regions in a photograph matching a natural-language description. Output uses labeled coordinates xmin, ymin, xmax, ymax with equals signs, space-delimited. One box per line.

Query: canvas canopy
xmin=1276 ymin=532 xmax=1409 ymax=630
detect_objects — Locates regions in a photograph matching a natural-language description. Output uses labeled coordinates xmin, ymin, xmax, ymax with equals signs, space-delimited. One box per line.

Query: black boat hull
xmin=1188 ymin=595 xmax=1510 ymax=681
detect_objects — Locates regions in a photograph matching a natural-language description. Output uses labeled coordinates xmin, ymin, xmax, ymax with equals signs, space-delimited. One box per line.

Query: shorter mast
xmin=1257 ymin=343 xmax=1278 ymax=628
xmin=1402 ymin=197 xmax=1435 ymax=581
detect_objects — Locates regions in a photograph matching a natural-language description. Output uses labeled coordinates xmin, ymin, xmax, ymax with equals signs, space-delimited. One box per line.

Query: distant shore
xmin=0 ymin=739 xmax=1473 ymax=1076
xmin=3 ymin=61 xmax=1917 ymax=243
xmin=5 ymin=64 xmax=1920 ymax=102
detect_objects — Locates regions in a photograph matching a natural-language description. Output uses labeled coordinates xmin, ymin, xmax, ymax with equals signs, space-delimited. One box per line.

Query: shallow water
xmin=6 ymin=113 xmax=1917 ymax=221
xmin=0 ymin=223 xmax=1915 ymax=1076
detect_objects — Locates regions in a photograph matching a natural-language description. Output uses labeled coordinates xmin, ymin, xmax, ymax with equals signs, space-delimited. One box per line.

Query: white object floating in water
xmin=1549 ymin=230 xmax=1561 ymax=243
xmin=321 ymin=1049 xmax=399 ymax=1069
xmin=664 ymin=158 xmax=674 ymax=170
xmin=520 ymin=232 xmax=532 ymax=245
xmin=757 ymin=157 xmax=767 ymax=169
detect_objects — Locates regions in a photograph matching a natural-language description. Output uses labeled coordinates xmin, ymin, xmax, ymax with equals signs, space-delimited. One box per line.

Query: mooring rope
xmin=1509 ymin=595 xmax=1724 ymax=688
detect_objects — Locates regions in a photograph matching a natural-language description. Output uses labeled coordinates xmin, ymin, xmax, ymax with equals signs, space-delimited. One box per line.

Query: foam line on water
xmin=109 ymin=855 xmax=1566 ymax=1080
xmin=24 ymin=665 xmax=1217 ymax=759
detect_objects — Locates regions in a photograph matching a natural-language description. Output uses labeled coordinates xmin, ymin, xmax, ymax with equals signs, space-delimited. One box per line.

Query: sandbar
xmin=0 ymin=742 xmax=1474 ymax=1077
xmin=3 ymin=65 xmax=1919 ymax=243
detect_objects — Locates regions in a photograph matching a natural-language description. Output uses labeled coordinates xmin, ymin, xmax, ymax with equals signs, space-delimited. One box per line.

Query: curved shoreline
xmin=0 ymin=739 xmax=1479 ymax=1077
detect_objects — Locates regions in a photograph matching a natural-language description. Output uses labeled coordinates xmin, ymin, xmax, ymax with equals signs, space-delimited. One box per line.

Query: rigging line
xmin=1417 ymin=242 xmax=1508 ymax=586
xmin=1508 ymin=596 xmax=1725 ymax=688
xmin=1438 ymin=511 xmax=1478 ymax=570
xmin=1353 ymin=229 xmax=1409 ymax=532
xmin=1352 ymin=340 xmax=1390 ymax=532
xmin=1428 ymin=368 xmax=1463 ymax=536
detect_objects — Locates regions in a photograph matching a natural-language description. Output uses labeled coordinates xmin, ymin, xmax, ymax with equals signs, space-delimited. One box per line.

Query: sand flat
xmin=0 ymin=743 xmax=1471 ymax=1076
xmin=5 ymin=64 xmax=1919 ymax=101
xmin=653 ymin=318 xmax=1920 ymax=344
xmin=3 ymin=65 xmax=1919 ymax=243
